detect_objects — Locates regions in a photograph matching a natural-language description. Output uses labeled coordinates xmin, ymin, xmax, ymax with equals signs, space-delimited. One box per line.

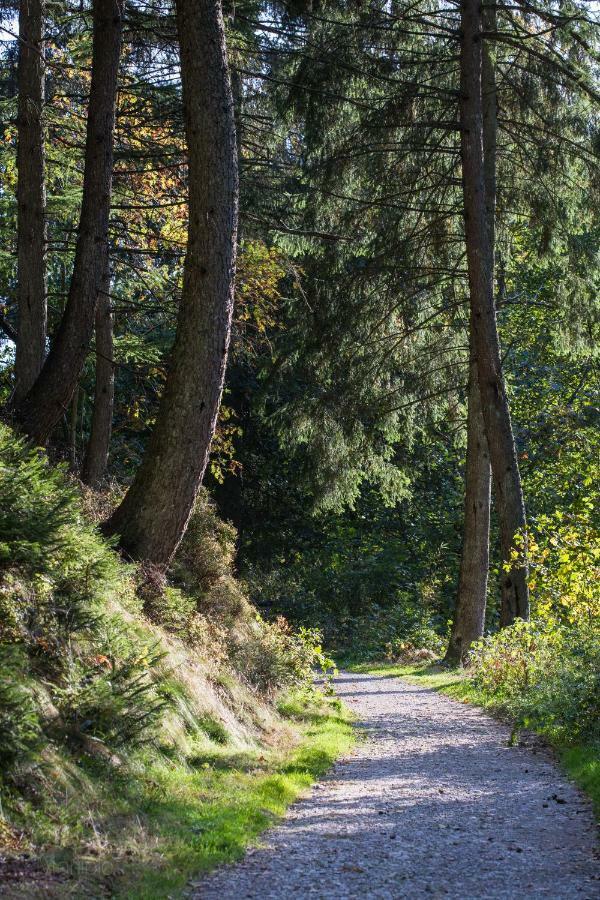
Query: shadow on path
xmin=193 ymin=670 xmax=599 ymax=900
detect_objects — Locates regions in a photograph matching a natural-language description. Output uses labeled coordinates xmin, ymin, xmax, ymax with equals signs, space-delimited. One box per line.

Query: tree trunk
xmin=69 ymin=383 xmax=79 ymax=469
xmin=459 ymin=0 xmax=529 ymax=624
xmin=82 ymin=265 xmax=114 ymax=487
xmin=14 ymin=0 xmax=123 ymax=445
xmin=15 ymin=0 xmax=47 ymax=401
xmin=105 ymin=0 xmax=238 ymax=567
xmin=445 ymin=3 xmax=496 ymax=665
xmin=445 ymin=342 xmax=491 ymax=664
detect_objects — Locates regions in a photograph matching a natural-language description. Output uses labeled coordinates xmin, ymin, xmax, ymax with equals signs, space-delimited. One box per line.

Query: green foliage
xmin=173 ymin=489 xmax=248 ymax=623
xmin=53 ymin=641 xmax=169 ymax=749
xmin=469 ymin=619 xmax=600 ymax=745
xmin=338 ymin=603 xmax=445 ymax=663
xmin=139 ymin=490 xmax=337 ymax=696
xmin=231 ymin=618 xmax=335 ymax=695
xmin=525 ymin=512 xmax=600 ymax=626
xmin=0 ymin=431 xmax=74 ymax=574
xmin=0 ymin=648 xmax=42 ymax=769
xmin=0 ymin=421 xmax=352 ymax=897
xmin=0 ymin=424 xmax=169 ymax=776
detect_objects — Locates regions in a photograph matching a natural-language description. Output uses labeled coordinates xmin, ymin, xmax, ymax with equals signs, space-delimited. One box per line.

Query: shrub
xmin=467 ymin=506 xmax=600 ymax=746
xmin=0 ymin=424 xmax=171 ymax=776
xmin=166 ymin=493 xmax=330 ymax=695
xmin=172 ymin=489 xmax=248 ymax=623
xmin=469 ymin=619 xmax=600 ymax=744
xmin=526 ymin=513 xmax=600 ymax=626
xmin=338 ymin=602 xmax=445 ymax=661
xmin=231 ymin=617 xmax=335 ymax=695
xmin=54 ymin=642 xmax=169 ymax=748
xmin=245 ymin=553 xmax=447 ymax=661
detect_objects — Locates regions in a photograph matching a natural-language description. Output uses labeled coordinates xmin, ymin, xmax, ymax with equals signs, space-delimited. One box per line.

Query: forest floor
xmin=193 ymin=671 xmax=600 ymax=899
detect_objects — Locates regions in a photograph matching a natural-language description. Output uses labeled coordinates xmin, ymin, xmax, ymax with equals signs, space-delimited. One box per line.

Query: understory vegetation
xmin=348 ymin=503 xmax=599 ymax=804
xmin=0 ymin=425 xmax=350 ymax=896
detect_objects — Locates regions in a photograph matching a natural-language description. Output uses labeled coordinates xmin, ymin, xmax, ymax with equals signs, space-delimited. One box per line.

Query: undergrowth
xmin=0 ymin=424 xmax=349 ymax=896
xmin=1 ymin=692 xmax=353 ymax=899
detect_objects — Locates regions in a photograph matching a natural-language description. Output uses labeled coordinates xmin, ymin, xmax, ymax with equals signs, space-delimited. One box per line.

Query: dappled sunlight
xmin=197 ymin=670 xmax=599 ymax=898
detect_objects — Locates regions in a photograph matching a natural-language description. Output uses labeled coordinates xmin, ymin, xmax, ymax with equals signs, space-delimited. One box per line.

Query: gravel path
xmin=193 ymin=671 xmax=600 ymax=899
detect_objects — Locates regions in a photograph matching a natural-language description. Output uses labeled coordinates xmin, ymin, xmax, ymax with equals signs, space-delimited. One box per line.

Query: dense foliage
xmin=0 ymin=0 xmax=598 ymax=888
xmin=0 ymin=424 xmax=330 ymax=778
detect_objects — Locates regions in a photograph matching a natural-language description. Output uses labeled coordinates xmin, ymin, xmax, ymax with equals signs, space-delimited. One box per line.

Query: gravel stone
xmin=192 ymin=671 xmax=600 ymax=899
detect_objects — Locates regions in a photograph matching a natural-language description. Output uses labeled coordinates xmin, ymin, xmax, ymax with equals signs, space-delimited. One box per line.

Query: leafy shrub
xmin=173 ymin=489 xmax=248 ymax=623
xmin=165 ymin=493 xmax=332 ymax=694
xmin=466 ymin=504 xmax=600 ymax=745
xmin=140 ymin=578 xmax=197 ymax=632
xmin=469 ymin=619 xmax=600 ymax=744
xmin=231 ymin=617 xmax=335 ymax=695
xmin=524 ymin=512 xmax=600 ymax=626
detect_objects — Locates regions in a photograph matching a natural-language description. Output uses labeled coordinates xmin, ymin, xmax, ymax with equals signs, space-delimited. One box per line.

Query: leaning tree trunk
xmin=459 ymin=0 xmax=529 ymax=624
xmin=82 ymin=263 xmax=114 ymax=487
xmin=14 ymin=0 xmax=123 ymax=445
xmin=15 ymin=0 xmax=47 ymax=401
xmin=445 ymin=3 xmax=496 ymax=664
xmin=105 ymin=0 xmax=238 ymax=566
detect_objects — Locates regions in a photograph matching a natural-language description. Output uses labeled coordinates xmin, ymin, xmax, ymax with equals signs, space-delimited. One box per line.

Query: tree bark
xmin=105 ymin=0 xmax=238 ymax=567
xmin=445 ymin=340 xmax=491 ymax=664
xmin=82 ymin=265 xmax=114 ymax=487
xmin=446 ymin=3 xmax=496 ymax=665
xmin=14 ymin=0 xmax=123 ymax=445
xmin=459 ymin=0 xmax=529 ymax=624
xmin=15 ymin=0 xmax=47 ymax=402
xmin=68 ymin=383 xmax=79 ymax=470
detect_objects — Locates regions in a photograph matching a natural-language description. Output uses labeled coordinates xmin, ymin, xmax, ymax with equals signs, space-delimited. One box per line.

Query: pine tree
xmin=105 ymin=0 xmax=238 ymax=566
xmin=14 ymin=0 xmax=47 ymax=401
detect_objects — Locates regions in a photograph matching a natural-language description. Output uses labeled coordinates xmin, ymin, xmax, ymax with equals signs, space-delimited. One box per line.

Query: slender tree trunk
xmin=82 ymin=265 xmax=114 ymax=487
xmin=459 ymin=0 xmax=529 ymax=624
xmin=445 ymin=341 xmax=491 ymax=664
xmin=15 ymin=0 xmax=47 ymax=401
xmin=14 ymin=0 xmax=123 ymax=445
xmin=105 ymin=0 xmax=238 ymax=566
xmin=446 ymin=4 xmax=496 ymax=664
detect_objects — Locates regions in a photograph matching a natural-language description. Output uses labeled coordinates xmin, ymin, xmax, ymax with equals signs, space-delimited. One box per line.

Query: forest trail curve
xmin=192 ymin=671 xmax=600 ymax=899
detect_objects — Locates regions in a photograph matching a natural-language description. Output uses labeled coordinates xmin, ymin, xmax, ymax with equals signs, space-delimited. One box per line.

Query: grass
xmin=348 ymin=659 xmax=600 ymax=818
xmin=2 ymin=692 xmax=354 ymax=899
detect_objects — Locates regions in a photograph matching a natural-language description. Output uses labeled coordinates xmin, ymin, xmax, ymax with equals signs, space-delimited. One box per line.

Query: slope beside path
xmin=193 ymin=671 xmax=600 ymax=899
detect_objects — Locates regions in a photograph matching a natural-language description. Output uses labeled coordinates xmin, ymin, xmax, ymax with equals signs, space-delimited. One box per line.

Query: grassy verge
xmin=3 ymin=693 xmax=354 ymax=899
xmin=348 ymin=660 xmax=600 ymax=818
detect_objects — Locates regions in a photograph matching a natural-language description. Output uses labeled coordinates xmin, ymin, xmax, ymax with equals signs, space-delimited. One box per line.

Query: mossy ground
xmin=348 ymin=660 xmax=600 ymax=819
xmin=1 ymin=693 xmax=354 ymax=899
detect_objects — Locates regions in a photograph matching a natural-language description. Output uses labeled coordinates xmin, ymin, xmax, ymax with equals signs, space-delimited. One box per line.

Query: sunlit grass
xmin=7 ymin=693 xmax=354 ymax=899
xmin=109 ymin=694 xmax=354 ymax=899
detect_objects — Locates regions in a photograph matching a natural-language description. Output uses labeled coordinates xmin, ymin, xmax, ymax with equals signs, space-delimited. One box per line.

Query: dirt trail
xmin=193 ymin=671 xmax=600 ymax=899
